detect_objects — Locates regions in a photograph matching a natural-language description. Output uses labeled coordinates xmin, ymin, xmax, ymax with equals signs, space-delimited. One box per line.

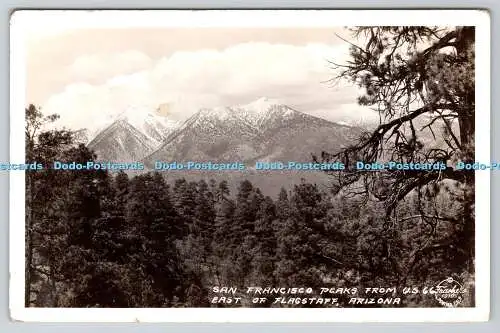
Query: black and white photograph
xmin=9 ymin=10 xmax=490 ymax=322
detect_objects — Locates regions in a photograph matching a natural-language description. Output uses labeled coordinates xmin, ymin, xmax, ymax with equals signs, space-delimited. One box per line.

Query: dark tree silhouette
xmin=320 ymin=26 xmax=476 ymax=285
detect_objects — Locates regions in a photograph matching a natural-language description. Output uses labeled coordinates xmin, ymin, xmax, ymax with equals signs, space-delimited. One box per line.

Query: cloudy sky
xmin=26 ymin=26 xmax=377 ymax=131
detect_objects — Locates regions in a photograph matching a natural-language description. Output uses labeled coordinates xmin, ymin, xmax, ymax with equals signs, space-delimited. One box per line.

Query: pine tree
xmin=322 ymin=26 xmax=476 ymax=286
xmin=125 ymin=173 xmax=183 ymax=306
xmin=211 ymin=183 xmax=236 ymax=287
xmin=252 ymin=196 xmax=278 ymax=288
xmin=53 ymin=145 xmax=110 ymax=307
xmin=275 ymin=182 xmax=331 ymax=292
xmin=24 ymin=105 xmax=74 ymax=306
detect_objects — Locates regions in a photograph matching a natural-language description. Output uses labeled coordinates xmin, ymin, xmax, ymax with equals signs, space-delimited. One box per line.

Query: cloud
xmin=309 ymin=103 xmax=380 ymax=126
xmin=68 ymin=50 xmax=152 ymax=81
xmin=44 ymin=41 xmax=373 ymax=131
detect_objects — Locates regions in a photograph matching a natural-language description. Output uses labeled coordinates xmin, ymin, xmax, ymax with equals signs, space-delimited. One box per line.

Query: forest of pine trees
xmin=24 ymin=104 xmax=473 ymax=308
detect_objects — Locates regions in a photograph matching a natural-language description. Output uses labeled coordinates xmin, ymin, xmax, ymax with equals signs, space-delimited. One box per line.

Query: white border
xmin=9 ymin=9 xmax=491 ymax=322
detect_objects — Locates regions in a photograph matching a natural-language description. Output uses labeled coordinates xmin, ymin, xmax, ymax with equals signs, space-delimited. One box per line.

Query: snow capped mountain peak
xmin=88 ymin=115 xmax=158 ymax=162
xmin=198 ymin=106 xmax=232 ymax=121
xmin=142 ymin=96 xmax=360 ymax=172
xmin=230 ymin=97 xmax=300 ymax=128
xmin=238 ymin=97 xmax=282 ymax=114
xmin=132 ymin=112 xmax=179 ymax=145
xmin=86 ymin=104 xmax=181 ymax=159
xmin=176 ymin=98 xmax=305 ymax=137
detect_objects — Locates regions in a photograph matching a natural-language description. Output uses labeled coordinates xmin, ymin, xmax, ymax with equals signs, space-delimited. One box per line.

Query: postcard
xmin=8 ymin=9 xmax=490 ymax=322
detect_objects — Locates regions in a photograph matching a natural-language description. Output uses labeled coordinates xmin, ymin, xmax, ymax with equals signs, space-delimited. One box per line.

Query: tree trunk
xmin=456 ymin=26 xmax=476 ymax=275
xmin=25 ymin=173 xmax=34 ymax=307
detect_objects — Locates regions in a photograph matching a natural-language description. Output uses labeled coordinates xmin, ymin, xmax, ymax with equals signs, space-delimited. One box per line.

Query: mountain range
xmin=85 ymin=98 xmax=362 ymax=196
xmin=142 ymin=97 xmax=359 ymax=167
xmin=87 ymin=106 xmax=180 ymax=161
